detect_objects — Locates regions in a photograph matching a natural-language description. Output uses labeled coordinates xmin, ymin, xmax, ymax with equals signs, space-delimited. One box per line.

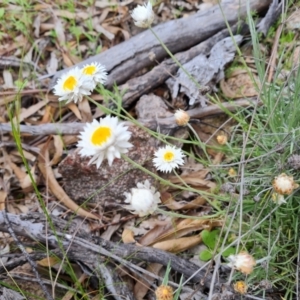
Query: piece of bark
xmin=58 ymin=124 xmax=158 ymax=206
xmin=0 ymin=287 xmax=25 ymax=300
xmin=166 ymin=35 xmax=243 ymax=106
xmin=257 ymin=0 xmax=282 ymax=36
xmin=121 ymin=26 xmax=240 ymax=108
xmin=0 ymin=211 xmax=221 ymax=288
xmin=48 ymin=0 xmax=272 ymax=89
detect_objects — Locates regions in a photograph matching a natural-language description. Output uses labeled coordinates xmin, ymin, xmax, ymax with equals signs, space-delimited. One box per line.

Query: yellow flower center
xmin=63 ymin=76 xmax=77 ymax=91
xmin=164 ymin=151 xmax=174 ymax=162
xmin=91 ymin=126 xmax=111 ymax=145
xmin=83 ymin=65 xmax=96 ymax=75
xmin=162 ymin=288 xmax=169 ymax=295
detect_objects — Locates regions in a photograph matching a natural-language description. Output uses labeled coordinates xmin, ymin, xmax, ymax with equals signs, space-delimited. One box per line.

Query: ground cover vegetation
xmin=0 ymin=0 xmax=300 ymax=299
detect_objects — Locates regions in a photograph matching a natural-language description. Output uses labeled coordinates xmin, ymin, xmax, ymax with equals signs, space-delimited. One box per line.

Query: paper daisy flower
xmin=131 ymin=1 xmax=154 ymax=28
xmin=77 ymin=116 xmax=133 ymax=168
xmin=81 ymin=62 xmax=108 ymax=85
xmin=123 ymin=180 xmax=161 ymax=217
xmin=227 ymin=252 xmax=256 ymax=275
xmin=153 ymin=145 xmax=185 ymax=173
xmin=233 ymin=281 xmax=248 ymax=295
xmin=53 ymin=67 xmax=95 ymax=104
xmin=174 ymin=109 xmax=190 ymax=126
xmin=155 ymin=285 xmax=173 ymax=300
xmin=272 ymin=173 xmax=299 ymax=195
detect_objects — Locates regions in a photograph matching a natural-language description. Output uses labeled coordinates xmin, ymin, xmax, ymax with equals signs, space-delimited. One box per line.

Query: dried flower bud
xmin=233 ymin=281 xmax=248 ymax=295
xmin=174 ymin=109 xmax=190 ymax=126
xmin=287 ymin=154 xmax=300 ymax=170
xmin=228 ymin=168 xmax=237 ymax=177
xmin=272 ymin=173 xmax=299 ymax=195
xmin=217 ymin=134 xmax=228 ymax=145
xmin=227 ymin=252 xmax=256 ymax=275
xmin=155 ymin=285 xmax=173 ymax=300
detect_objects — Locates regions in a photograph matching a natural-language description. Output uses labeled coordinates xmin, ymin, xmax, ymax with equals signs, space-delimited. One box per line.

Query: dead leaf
xmin=0 ymin=191 xmax=7 ymax=211
xmin=134 ymin=263 xmax=162 ymax=300
xmin=160 ymin=192 xmax=206 ymax=210
xmin=169 ymin=171 xmax=216 ymax=190
xmin=37 ymin=256 xmax=60 ymax=267
xmin=140 ymin=218 xmax=222 ymax=246
xmin=46 ymin=52 xmax=58 ymax=74
xmin=152 ymin=235 xmax=202 ymax=253
xmin=68 ymin=103 xmax=82 ymax=120
xmin=50 ymin=135 xmax=64 ymax=166
xmin=101 ymin=214 xmax=121 ymax=240
xmin=13 ymin=99 xmax=48 ymax=124
xmin=78 ymin=98 xmax=92 ymax=122
xmin=2 ymin=70 xmax=14 ymax=89
xmin=122 ymin=227 xmax=136 ymax=244
xmin=4 ymin=152 xmax=37 ymax=192
xmin=53 ymin=14 xmax=66 ymax=46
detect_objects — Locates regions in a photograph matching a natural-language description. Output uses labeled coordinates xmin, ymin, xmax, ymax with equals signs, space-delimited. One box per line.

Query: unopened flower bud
xmin=155 ymin=285 xmax=173 ymax=300
xmin=233 ymin=281 xmax=248 ymax=295
xmin=174 ymin=109 xmax=190 ymax=126
xmin=217 ymin=134 xmax=228 ymax=145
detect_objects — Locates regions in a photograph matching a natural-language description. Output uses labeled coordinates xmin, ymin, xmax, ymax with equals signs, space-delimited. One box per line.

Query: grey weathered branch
xmin=0 ymin=98 xmax=261 ymax=136
xmin=48 ymin=0 xmax=272 ymax=88
xmin=0 ymin=212 xmax=220 ymax=289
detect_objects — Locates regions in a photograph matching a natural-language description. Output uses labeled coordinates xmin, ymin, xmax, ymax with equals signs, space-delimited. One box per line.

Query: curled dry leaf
xmin=152 ymin=235 xmax=202 ymax=253
xmin=101 ymin=214 xmax=121 ymax=240
xmin=67 ymin=102 xmax=82 ymax=120
xmin=122 ymin=227 xmax=136 ymax=244
xmin=140 ymin=218 xmax=223 ymax=246
xmin=38 ymin=140 xmax=99 ymax=220
xmin=12 ymin=99 xmax=48 ymax=124
xmin=78 ymin=98 xmax=92 ymax=122
xmin=0 ymin=191 xmax=7 ymax=211
xmin=37 ymin=256 xmax=60 ymax=267
xmin=160 ymin=191 xmax=206 ymax=210
xmin=169 ymin=171 xmax=216 ymax=190
xmin=50 ymin=135 xmax=64 ymax=166
xmin=5 ymin=152 xmax=37 ymax=192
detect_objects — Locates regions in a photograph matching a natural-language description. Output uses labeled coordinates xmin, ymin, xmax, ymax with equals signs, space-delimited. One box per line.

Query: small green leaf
xmin=0 ymin=8 xmax=5 ymax=19
xmin=199 ymin=249 xmax=213 ymax=261
xmin=221 ymin=247 xmax=236 ymax=257
xmin=201 ymin=229 xmax=219 ymax=249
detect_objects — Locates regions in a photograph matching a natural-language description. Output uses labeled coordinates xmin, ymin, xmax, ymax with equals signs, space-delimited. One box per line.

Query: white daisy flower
xmin=123 ymin=180 xmax=161 ymax=216
xmin=81 ymin=62 xmax=108 ymax=85
xmin=153 ymin=145 xmax=185 ymax=173
xmin=131 ymin=1 xmax=154 ymax=28
xmin=53 ymin=67 xmax=95 ymax=104
xmin=77 ymin=116 xmax=133 ymax=168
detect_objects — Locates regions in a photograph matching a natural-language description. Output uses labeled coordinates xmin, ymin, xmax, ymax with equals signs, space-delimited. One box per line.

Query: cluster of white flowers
xmin=53 ymin=62 xmax=107 ymax=104
xmin=51 ymin=2 xmax=190 ymax=217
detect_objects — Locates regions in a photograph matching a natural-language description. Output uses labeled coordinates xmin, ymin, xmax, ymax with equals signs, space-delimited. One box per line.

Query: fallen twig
xmin=0 ymin=98 xmax=261 ymax=136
